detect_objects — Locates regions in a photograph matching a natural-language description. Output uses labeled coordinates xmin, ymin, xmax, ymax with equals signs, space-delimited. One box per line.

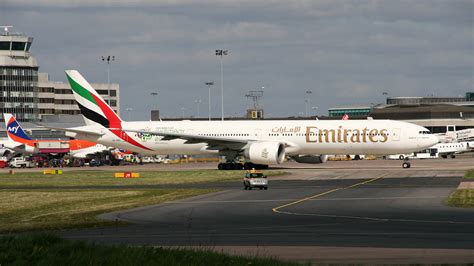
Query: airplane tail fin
xmin=65 ymin=70 xmax=123 ymax=129
xmin=3 ymin=113 xmax=33 ymax=143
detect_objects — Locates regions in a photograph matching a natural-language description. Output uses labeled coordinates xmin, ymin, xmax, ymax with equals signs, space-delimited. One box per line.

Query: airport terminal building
xmin=0 ymin=28 xmax=119 ymax=123
xmin=329 ymin=94 xmax=474 ymax=133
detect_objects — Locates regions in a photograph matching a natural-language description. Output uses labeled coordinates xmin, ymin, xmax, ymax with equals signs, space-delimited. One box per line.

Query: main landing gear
xmin=217 ymin=162 xmax=269 ymax=171
xmin=402 ymin=158 xmax=411 ymax=169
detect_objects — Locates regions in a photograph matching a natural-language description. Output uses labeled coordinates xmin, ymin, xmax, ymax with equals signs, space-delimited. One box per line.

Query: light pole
xmin=215 ymin=49 xmax=228 ymax=121
xmin=101 ymin=55 xmax=115 ymax=84
xmin=205 ymin=81 xmax=214 ymax=120
xmin=150 ymin=91 xmax=158 ymax=110
xmin=382 ymin=91 xmax=388 ymax=105
xmin=305 ymin=90 xmax=312 ymax=117
xmin=312 ymin=106 xmax=318 ymax=116
xmin=194 ymin=99 xmax=202 ymax=118
xmin=181 ymin=107 xmax=186 ymax=119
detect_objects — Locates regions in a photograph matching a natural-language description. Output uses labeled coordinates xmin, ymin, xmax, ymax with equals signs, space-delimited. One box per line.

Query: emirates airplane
xmin=60 ymin=70 xmax=438 ymax=169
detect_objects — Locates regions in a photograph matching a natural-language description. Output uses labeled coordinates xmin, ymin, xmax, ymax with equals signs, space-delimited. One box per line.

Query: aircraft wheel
xmin=451 ymin=155 xmax=456 ymax=159
xmin=232 ymin=163 xmax=242 ymax=170
xmin=399 ymin=155 xmax=404 ymax=160
xmin=218 ymin=163 xmax=224 ymax=170
xmin=402 ymin=162 xmax=411 ymax=169
xmin=243 ymin=162 xmax=253 ymax=170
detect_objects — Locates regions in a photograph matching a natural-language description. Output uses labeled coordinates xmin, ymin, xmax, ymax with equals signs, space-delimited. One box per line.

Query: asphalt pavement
xmin=63 ymin=176 xmax=474 ymax=250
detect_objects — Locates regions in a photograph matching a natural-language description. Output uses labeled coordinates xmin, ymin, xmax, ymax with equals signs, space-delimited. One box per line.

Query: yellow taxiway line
xmin=272 ymin=174 xmax=387 ymax=214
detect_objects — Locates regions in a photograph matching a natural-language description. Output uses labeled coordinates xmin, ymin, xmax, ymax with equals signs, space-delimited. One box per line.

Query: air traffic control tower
xmin=0 ymin=26 xmax=39 ymax=122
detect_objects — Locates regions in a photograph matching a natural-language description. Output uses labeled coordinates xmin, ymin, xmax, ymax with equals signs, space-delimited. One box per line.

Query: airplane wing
xmin=117 ymin=128 xmax=254 ymax=151
xmin=3 ymin=142 xmax=26 ymax=151
xmin=32 ymin=123 xmax=105 ymax=137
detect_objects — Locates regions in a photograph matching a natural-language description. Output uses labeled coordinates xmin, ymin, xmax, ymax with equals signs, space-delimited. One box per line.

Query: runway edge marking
xmin=272 ymin=173 xmax=388 ymax=214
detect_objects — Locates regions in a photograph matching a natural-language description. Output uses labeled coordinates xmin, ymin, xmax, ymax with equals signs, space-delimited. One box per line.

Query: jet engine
xmin=292 ymin=155 xmax=328 ymax=164
xmin=244 ymin=141 xmax=285 ymax=165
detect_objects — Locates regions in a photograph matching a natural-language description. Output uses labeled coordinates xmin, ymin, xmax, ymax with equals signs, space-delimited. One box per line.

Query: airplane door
xmin=392 ymin=128 xmax=401 ymax=141
xmin=254 ymin=128 xmax=263 ymax=139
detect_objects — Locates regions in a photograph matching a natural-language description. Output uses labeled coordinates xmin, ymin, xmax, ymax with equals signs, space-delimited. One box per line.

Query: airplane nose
xmin=429 ymin=135 xmax=439 ymax=146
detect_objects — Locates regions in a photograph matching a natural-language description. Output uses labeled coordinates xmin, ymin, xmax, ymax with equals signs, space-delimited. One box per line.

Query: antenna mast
xmin=245 ymin=90 xmax=264 ymax=109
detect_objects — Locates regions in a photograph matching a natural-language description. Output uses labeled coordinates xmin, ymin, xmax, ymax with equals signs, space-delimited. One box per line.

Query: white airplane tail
xmin=65 ymin=70 xmax=123 ymax=128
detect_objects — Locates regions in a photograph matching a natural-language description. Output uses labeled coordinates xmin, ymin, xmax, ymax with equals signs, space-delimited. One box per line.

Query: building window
xmin=0 ymin=41 xmax=10 ymax=50
xmin=97 ymin=90 xmax=108 ymax=95
xmin=109 ymin=90 xmax=116 ymax=97
xmin=110 ymin=100 xmax=117 ymax=107
xmin=11 ymin=42 xmax=26 ymax=51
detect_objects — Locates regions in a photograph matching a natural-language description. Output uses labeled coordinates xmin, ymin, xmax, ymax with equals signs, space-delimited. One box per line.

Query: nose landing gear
xmin=402 ymin=158 xmax=411 ymax=169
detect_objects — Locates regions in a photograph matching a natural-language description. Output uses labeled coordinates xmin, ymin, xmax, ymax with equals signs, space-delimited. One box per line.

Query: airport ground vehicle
xmin=9 ymin=157 xmax=35 ymax=168
xmin=0 ymin=157 xmax=7 ymax=168
xmin=243 ymin=170 xmax=268 ymax=190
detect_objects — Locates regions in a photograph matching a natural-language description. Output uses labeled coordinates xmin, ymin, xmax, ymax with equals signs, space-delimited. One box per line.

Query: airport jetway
xmin=442 ymin=125 xmax=474 ymax=142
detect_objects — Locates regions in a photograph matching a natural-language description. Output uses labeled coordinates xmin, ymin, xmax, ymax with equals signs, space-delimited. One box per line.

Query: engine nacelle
xmin=244 ymin=141 xmax=285 ymax=165
xmin=292 ymin=155 xmax=328 ymax=164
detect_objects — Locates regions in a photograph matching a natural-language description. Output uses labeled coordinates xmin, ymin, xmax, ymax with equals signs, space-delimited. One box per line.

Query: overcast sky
xmin=2 ymin=0 xmax=473 ymax=119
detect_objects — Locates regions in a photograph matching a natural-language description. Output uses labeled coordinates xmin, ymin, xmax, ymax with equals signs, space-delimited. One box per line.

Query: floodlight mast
xmin=101 ymin=55 xmax=115 ymax=84
xmin=215 ymin=49 xmax=228 ymax=121
xmin=245 ymin=90 xmax=264 ymax=109
xmin=205 ymin=81 xmax=214 ymax=121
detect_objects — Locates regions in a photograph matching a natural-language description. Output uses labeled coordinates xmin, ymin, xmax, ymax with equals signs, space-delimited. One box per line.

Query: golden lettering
xmin=362 ymin=128 xmax=368 ymax=143
xmin=343 ymin=129 xmax=351 ymax=143
xmin=304 ymin=126 xmax=390 ymax=144
xmin=337 ymin=126 xmax=343 ymax=143
xmin=306 ymin=126 xmax=317 ymax=143
xmin=368 ymin=129 xmax=378 ymax=143
xmin=320 ymin=129 xmax=336 ymax=143
xmin=379 ymin=129 xmax=388 ymax=143
xmin=351 ymin=129 xmax=361 ymax=143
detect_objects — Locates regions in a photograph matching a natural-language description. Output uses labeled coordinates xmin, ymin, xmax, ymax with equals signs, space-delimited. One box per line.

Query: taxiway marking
xmin=272 ymin=174 xmax=387 ymax=213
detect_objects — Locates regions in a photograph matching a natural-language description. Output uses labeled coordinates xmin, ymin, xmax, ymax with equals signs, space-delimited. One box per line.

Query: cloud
xmin=2 ymin=0 xmax=472 ymax=118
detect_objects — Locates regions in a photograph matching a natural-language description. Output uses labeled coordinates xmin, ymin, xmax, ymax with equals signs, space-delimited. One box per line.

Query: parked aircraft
xmin=60 ymin=70 xmax=438 ymax=169
xmin=436 ymin=141 xmax=473 ymax=158
xmin=3 ymin=113 xmax=108 ymax=159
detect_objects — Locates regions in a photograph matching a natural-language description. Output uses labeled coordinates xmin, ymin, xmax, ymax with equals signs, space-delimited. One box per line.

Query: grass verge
xmin=0 ymin=234 xmax=301 ymax=266
xmin=0 ymin=188 xmax=215 ymax=233
xmin=464 ymin=169 xmax=474 ymax=179
xmin=0 ymin=169 xmax=287 ymax=232
xmin=0 ymin=169 xmax=287 ymax=187
xmin=446 ymin=189 xmax=474 ymax=208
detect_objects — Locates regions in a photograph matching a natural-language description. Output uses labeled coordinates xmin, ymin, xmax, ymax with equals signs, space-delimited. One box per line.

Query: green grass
xmin=0 ymin=170 xmax=287 ymax=232
xmin=0 ymin=169 xmax=287 ymax=187
xmin=464 ymin=169 xmax=474 ymax=179
xmin=446 ymin=189 xmax=474 ymax=208
xmin=0 ymin=234 xmax=301 ymax=266
xmin=0 ymin=188 xmax=216 ymax=233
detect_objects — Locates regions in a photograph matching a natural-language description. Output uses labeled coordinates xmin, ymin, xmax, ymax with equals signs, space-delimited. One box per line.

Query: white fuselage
xmin=73 ymin=120 xmax=439 ymax=156
xmin=435 ymin=142 xmax=473 ymax=155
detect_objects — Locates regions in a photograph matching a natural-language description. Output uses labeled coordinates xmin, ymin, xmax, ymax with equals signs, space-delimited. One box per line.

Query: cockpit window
xmin=418 ymin=130 xmax=431 ymax=135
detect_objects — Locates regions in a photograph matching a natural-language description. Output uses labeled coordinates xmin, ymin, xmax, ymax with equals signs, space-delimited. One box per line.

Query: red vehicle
xmin=0 ymin=157 xmax=6 ymax=168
